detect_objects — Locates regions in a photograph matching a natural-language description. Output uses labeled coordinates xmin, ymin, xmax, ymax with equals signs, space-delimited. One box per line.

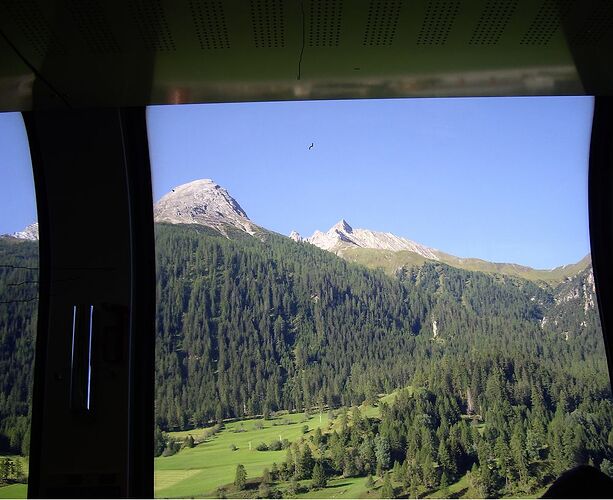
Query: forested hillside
xmin=0 ymin=238 xmax=37 ymax=454
xmin=1 ymin=224 xmax=612 ymax=496
xmin=154 ymin=224 xmax=610 ymax=425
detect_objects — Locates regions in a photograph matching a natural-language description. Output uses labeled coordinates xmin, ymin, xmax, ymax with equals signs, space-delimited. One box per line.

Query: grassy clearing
xmin=154 ymin=391 xmax=419 ymax=498
xmin=155 ymin=412 xmax=334 ymax=497
xmin=0 ymin=483 xmax=26 ymax=499
xmin=426 ymin=472 xmax=470 ymax=498
xmin=0 ymin=454 xmax=28 ymax=499
xmin=297 ymin=476 xmax=373 ymax=499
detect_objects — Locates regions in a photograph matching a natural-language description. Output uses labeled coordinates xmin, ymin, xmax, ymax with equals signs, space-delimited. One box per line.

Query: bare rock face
xmin=11 ymin=222 xmax=39 ymax=241
xmin=306 ymin=219 xmax=440 ymax=260
xmin=154 ymin=179 xmax=259 ymax=236
xmin=289 ymin=230 xmax=303 ymax=242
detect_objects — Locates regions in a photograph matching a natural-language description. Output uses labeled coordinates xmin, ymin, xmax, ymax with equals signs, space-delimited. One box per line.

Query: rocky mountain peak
xmin=10 ymin=222 xmax=39 ymax=241
xmin=331 ymin=219 xmax=353 ymax=234
xmin=154 ymin=179 xmax=258 ymax=236
xmin=289 ymin=230 xmax=303 ymax=242
xmin=306 ymin=220 xmax=440 ymax=260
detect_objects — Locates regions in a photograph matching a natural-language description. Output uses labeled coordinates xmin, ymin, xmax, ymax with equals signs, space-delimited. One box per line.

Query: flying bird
xmin=308 ymin=143 xmax=314 ymax=150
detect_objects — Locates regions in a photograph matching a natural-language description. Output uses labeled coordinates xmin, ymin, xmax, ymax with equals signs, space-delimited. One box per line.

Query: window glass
xmin=147 ymin=97 xmax=612 ymax=499
xmin=0 ymin=112 xmax=38 ymax=499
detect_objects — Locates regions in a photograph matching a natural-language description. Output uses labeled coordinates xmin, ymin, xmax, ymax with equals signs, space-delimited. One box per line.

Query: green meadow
xmin=0 ymin=483 xmax=26 ymax=499
xmin=156 ymin=411 xmax=335 ymax=498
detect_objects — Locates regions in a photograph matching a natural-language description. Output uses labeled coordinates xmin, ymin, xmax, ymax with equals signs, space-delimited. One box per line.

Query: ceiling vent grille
xmin=250 ymin=0 xmax=285 ymax=48
xmin=469 ymin=0 xmax=517 ymax=45
xmin=69 ymin=0 xmax=121 ymax=54
xmin=190 ymin=0 xmax=230 ymax=49
xmin=0 ymin=0 xmax=65 ymax=56
xmin=129 ymin=0 xmax=176 ymax=51
xmin=571 ymin=0 xmax=613 ymax=46
xmin=520 ymin=0 xmax=575 ymax=46
xmin=307 ymin=0 xmax=343 ymax=47
xmin=362 ymin=0 xmax=403 ymax=47
xmin=417 ymin=0 xmax=460 ymax=46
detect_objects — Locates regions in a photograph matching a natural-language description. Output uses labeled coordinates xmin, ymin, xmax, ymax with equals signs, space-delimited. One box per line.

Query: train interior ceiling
xmin=1 ymin=0 xmax=613 ymax=498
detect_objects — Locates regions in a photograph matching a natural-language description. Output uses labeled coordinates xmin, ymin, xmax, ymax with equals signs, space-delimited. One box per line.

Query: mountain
xmin=1 ymin=222 xmax=39 ymax=241
xmin=304 ymin=219 xmax=591 ymax=284
xmin=153 ymin=179 xmax=260 ymax=237
xmin=1 ymin=208 xmax=611 ymax=496
xmin=289 ymin=230 xmax=303 ymax=242
xmin=3 ymin=181 xmax=592 ymax=285
xmin=306 ymin=219 xmax=440 ymax=260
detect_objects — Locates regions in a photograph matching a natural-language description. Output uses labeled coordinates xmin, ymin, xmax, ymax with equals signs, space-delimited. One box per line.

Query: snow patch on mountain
xmin=306 ymin=219 xmax=440 ymax=260
xmin=10 ymin=222 xmax=39 ymax=241
xmin=154 ymin=179 xmax=258 ymax=237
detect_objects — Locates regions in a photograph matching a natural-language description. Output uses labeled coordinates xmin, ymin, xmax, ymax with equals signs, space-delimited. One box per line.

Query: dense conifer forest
xmin=1 ymin=224 xmax=612 ymax=496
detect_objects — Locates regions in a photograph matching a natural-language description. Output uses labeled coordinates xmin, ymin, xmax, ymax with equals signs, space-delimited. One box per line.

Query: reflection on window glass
xmin=0 ymin=112 xmax=38 ymax=499
xmin=147 ymin=97 xmax=612 ymax=499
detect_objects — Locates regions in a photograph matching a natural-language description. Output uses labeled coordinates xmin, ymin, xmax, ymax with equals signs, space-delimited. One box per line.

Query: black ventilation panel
xmin=250 ymin=0 xmax=285 ymax=48
xmin=362 ymin=0 xmax=402 ymax=47
xmin=470 ymin=0 xmax=518 ymax=45
xmin=0 ymin=0 xmax=65 ymax=56
xmin=520 ymin=0 xmax=575 ymax=46
xmin=190 ymin=0 xmax=230 ymax=49
xmin=417 ymin=0 xmax=460 ymax=46
xmin=128 ymin=0 xmax=176 ymax=51
xmin=571 ymin=0 xmax=613 ymax=46
xmin=307 ymin=0 xmax=343 ymax=47
xmin=69 ymin=0 xmax=121 ymax=54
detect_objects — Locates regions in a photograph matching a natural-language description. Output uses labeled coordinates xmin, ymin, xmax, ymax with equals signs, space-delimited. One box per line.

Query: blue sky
xmin=147 ymin=97 xmax=593 ymax=269
xmin=0 ymin=96 xmax=593 ymax=269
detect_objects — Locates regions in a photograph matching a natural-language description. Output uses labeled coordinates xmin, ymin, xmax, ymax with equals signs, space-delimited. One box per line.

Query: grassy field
xmin=0 ymin=454 xmax=28 ymax=499
xmin=155 ymin=392 xmax=418 ymax=498
xmin=297 ymin=476 xmax=374 ymax=499
xmin=0 ymin=483 xmax=26 ymax=499
xmin=156 ymin=411 xmax=335 ymax=497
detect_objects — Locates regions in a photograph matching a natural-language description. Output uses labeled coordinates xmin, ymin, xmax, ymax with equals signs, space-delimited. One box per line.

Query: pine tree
xmin=312 ymin=461 xmax=327 ymax=489
xmin=601 ymin=458 xmax=613 ymax=478
xmin=234 ymin=464 xmax=247 ymax=491
xmin=381 ymin=473 xmax=395 ymax=499
xmin=421 ymin=454 xmax=438 ymax=489
xmin=375 ymin=434 xmax=391 ymax=471
xmin=392 ymin=460 xmax=402 ymax=482
xmin=296 ymin=445 xmax=314 ymax=479
xmin=440 ymin=472 xmax=450 ymax=498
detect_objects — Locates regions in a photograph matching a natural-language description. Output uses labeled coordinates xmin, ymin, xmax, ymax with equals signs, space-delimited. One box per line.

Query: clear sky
xmin=147 ymin=96 xmax=593 ymax=269
xmin=0 ymin=113 xmax=37 ymax=235
xmin=0 ymin=96 xmax=594 ymax=269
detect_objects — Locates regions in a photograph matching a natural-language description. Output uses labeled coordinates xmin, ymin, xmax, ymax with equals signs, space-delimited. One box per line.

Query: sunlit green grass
xmin=297 ymin=476 xmax=373 ymax=499
xmin=0 ymin=483 xmax=26 ymax=499
xmin=155 ymin=412 xmax=333 ymax=497
xmin=154 ymin=392 xmax=414 ymax=498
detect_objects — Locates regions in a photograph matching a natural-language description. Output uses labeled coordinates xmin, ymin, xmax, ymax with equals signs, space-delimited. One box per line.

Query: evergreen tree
xmin=600 ymin=458 xmax=613 ymax=478
xmin=440 ymin=472 xmax=450 ymax=498
xmin=234 ymin=464 xmax=247 ymax=491
xmin=296 ymin=445 xmax=314 ymax=479
xmin=311 ymin=461 xmax=327 ymax=489
xmin=381 ymin=473 xmax=395 ymax=499
xmin=375 ymin=434 xmax=391 ymax=471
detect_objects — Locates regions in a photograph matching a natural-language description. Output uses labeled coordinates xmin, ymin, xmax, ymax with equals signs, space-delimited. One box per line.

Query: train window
xmin=0 ymin=112 xmax=38 ymax=499
xmin=146 ymin=96 xmax=612 ymax=499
